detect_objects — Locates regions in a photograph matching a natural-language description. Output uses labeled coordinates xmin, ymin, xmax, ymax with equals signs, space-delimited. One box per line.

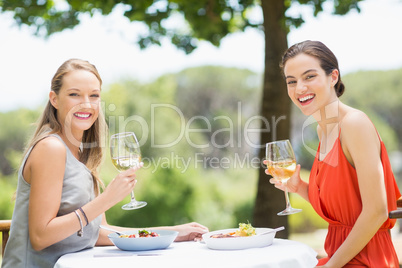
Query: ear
xmin=49 ymin=91 xmax=58 ymax=109
xmin=331 ymin=69 xmax=339 ymax=86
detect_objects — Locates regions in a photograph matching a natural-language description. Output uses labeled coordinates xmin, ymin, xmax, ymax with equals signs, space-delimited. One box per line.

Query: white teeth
xmin=299 ymin=95 xmax=314 ymax=102
xmin=74 ymin=113 xmax=90 ymax=118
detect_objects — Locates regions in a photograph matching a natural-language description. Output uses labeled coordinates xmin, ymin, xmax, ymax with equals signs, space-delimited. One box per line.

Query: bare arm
xmin=27 ymin=137 xmax=139 ymax=251
xmin=96 ymin=214 xmax=209 ymax=246
xmin=322 ymin=113 xmax=388 ymax=267
xmin=27 ymin=137 xmax=207 ymax=250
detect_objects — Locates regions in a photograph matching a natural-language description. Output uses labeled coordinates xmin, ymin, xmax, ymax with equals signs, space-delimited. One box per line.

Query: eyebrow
xmin=285 ymin=69 xmax=317 ymax=79
xmin=67 ymin=88 xmax=101 ymax=92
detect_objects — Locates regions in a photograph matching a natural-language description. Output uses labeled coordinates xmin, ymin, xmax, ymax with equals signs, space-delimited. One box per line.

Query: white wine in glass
xmin=110 ymin=132 xmax=146 ymax=210
xmin=266 ymin=140 xmax=301 ymax=216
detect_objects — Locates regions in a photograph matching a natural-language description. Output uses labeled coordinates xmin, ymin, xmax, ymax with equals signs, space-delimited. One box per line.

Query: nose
xmin=295 ymin=81 xmax=307 ymax=94
xmin=81 ymin=96 xmax=93 ymax=108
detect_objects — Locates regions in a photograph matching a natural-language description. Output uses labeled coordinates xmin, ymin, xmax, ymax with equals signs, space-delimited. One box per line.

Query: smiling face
xmin=50 ymin=69 xmax=101 ymax=138
xmin=283 ymin=53 xmax=339 ymax=116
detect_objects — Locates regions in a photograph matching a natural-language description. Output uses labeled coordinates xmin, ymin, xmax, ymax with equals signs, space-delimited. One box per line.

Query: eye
xmin=90 ymin=94 xmax=100 ymax=98
xmin=69 ymin=93 xmax=78 ymax=97
xmin=287 ymin=80 xmax=296 ymax=85
xmin=306 ymin=75 xmax=316 ymax=80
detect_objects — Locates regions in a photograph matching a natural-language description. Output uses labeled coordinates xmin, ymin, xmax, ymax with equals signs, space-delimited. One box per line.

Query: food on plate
xmin=235 ymin=222 xmax=256 ymax=236
xmin=119 ymin=234 xmax=137 ymax=238
xmin=119 ymin=230 xmax=160 ymax=238
xmin=210 ymin=222 xmax=256 ymax=238
xmin=210 ymin=232 xmax=236 ymax=238
xmin=139 ymin=230 xmax=160 ymax=237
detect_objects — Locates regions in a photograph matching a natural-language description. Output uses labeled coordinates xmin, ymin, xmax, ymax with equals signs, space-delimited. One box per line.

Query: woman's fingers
xmin=105 ymin=163 xmax=143 ymax=203
xmin=122 ymin=162 xmax=144 ymax=176
xmin=294 ymin=164 xmax=301 ymax=175
xmin=188 ymin=222 xmax=209 ymax=233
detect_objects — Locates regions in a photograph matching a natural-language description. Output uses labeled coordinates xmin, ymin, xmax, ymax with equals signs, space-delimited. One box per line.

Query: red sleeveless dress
xmin=309 ymin=132 xmax=401 ymax=267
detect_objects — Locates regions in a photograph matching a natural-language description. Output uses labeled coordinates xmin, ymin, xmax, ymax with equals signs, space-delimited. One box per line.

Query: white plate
xmin=202 ymin=228 xmax=279 ymax=250
xmin=108 ymin=229 xmax=178 ymax=251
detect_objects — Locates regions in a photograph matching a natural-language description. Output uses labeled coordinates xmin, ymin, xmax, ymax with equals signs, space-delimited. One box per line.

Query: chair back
xmin=0 ymin=220 xmax=11 ymax=257
xmin=389 ymin=197 xmax=402 ymax=219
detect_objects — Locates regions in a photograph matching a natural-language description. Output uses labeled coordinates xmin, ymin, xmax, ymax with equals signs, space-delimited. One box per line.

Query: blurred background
xmin=1 ymin=0 xmax=401 ymax=263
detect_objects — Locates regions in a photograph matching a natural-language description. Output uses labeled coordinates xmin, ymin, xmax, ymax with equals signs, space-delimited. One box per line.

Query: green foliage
xmin=105 ymin=161 xmax=258 ymax=231
xmin=283 ymin=0 xmax=363 ymax=31
xmin=0 ymin=177 xmax=16 ymax=220
xmin=101 ymin=66 xmax=261 ymax=230
xmin=343 ymin=69 xmax=402 ymax=151
xmin=0 ymin=0 xmax=259 ymax=53
xmin=0 ymin=0 xmax=362 ymax=52
xmin=1 ymin=66 xmax=401 ymax=235
xmin=0 ymin=0 xmax=367 ymax=236
xmin=174 ymin=66 xmax=261 ymax=158
xmin=0 ymin=108 xmax=39 ymax=176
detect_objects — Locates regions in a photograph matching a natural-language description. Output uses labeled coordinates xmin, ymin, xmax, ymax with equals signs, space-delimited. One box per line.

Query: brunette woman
xmin=267 ymin=40 xmax=400 ymax=267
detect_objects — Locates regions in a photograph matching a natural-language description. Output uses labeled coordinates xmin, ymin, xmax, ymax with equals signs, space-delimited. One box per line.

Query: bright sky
xmin=0 ymin=0 xmax=401 ymax=112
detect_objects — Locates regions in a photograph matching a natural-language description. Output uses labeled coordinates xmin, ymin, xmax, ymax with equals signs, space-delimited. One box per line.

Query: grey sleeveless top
xmin=2 ymin=134 xmax=102 ymax=268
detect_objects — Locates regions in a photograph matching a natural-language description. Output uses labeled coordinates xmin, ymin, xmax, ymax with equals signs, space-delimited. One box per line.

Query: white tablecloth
xmin=55 ymin=238 xmax=318 ymax=268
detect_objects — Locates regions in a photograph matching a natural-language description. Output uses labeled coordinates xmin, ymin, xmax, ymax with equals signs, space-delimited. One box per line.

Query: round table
xmin=55 ymin=238 xmax=318 ymax=268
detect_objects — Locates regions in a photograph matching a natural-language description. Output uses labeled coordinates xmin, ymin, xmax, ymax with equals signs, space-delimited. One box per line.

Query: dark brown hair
xmin=281 ymin=40 xmax=345 ymax=97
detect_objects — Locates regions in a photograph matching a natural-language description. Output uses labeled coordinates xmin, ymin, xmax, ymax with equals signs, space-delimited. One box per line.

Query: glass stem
xmin=284 ymin=185 xmax=292 ymax=210
xmin=130 ymin=191 xmax=136 ymax=202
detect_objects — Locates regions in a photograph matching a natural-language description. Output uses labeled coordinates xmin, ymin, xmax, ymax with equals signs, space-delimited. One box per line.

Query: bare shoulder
xmin=27 ymin=136 xmax=67 ymax=168
xmin=340 ymin=109 xmax=380 ymax=158
xmin=341 ymin=109 xmax=377 ymax=139
xmin=32 ymin=136 xmax=66 ymax=157
xmin=24 ymin=136 xmax=66 ymax=184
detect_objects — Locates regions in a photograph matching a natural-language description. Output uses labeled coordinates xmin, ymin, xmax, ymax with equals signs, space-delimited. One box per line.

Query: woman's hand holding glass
xmin=110 ymin=132 xmax=146 ymax=210
xmin=265 ymin=140 xmax=302 ymax=215
xmin=265 ymin=161 xmax=302 ymax=193
xmin=103 ymin=165 xmax=143 ymax=207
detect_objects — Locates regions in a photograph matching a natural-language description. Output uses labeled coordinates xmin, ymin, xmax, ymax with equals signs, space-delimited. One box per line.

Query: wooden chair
xmin=1 ymin=220 xmax=12 ymax=257
xmin=389 ymin=197 xmax=402 ymax=219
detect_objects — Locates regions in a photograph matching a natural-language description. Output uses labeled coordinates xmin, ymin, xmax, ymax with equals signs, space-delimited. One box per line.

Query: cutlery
xmin=258 ymin=226 xmax=285 ymax=236
xmin=99 ymin=225 xmax=126 ymax=236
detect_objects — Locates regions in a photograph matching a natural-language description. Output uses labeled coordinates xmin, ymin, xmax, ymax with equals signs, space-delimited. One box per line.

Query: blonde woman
xmin=2 ymin=59 xmax=208 ymax=268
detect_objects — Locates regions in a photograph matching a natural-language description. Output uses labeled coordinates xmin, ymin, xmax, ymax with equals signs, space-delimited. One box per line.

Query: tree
xmin=0 ymin=0 xmax=363 ymax=237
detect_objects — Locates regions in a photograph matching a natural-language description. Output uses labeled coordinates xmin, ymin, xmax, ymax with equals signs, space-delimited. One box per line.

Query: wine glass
xmin=110 ymin=132 xmax=147 ymax=210
xmin=266 ymin=139 xmax=301 ymax=216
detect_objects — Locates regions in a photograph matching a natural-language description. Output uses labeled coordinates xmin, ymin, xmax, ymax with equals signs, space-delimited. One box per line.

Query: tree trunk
xmin=253 ymin=0 xmax=291 ymax=239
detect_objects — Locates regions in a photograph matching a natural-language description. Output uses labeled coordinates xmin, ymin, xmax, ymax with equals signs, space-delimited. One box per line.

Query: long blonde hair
xmin=24 ymin=59 xmax=106 ymax=194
